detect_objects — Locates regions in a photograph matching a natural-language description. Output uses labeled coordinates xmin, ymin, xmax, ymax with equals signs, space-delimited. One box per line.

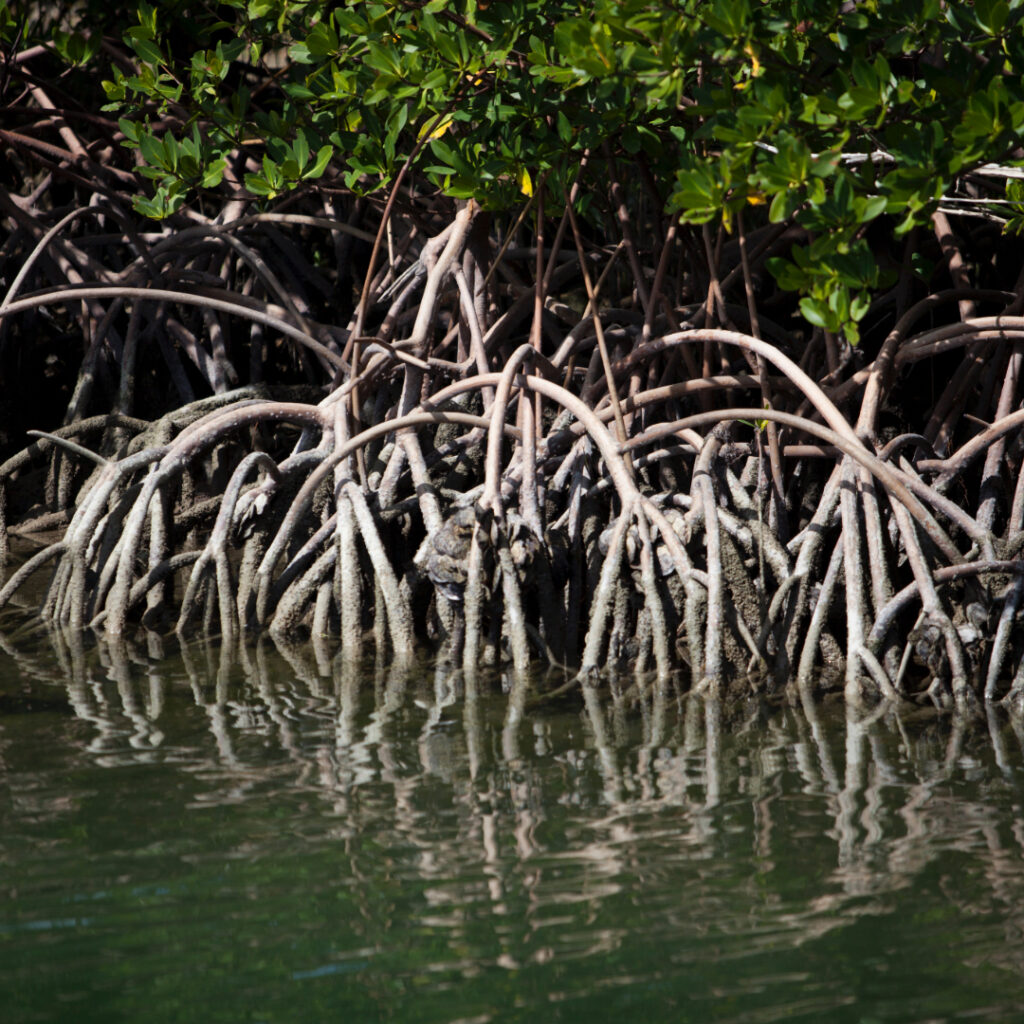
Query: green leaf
xmin=704 ymin=0 xmax=752 ymax=40
xmin=304 ymin=145 xmax=334 ymax=180
xmin=125 ymin=26 xmax=164 ymax=65
xmin=304 ymin=22 xmax=339 ymax=59
xmin=293 ymin=131 xmax=310 ymax=172
xmin=764 ymin=180 xmax=789 ymax=215
xmin=975 ymin=0 xmax=1010 ymax=35
xmin=858 ymin=195 xmax=887 ymax=223
xmin=138 ymin=130 xmax=165 ymax=170
xmin=132 ymin=195 xmax=165 ymax=219
xmin=118 ymin=118 xmax=140 ymax=144
xmin=201 ymin=158 xmax=227 ymax=188
xmin=799 ymin=296 xmax=830 ymax=329
xmin=365 ymin=41 xmax=402 ymax=78
xmin=244 ymin=173 xmax=276 ymax=197
xmin=765 ymin=256 xmax=807 ymax=292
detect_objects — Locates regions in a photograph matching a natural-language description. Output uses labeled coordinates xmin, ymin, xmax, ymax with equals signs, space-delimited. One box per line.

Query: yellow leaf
xmin=519 ymin=167 xmax=533 ymax=197
xmin=418 ymin=114 xmax=453 ymax=142
xmin=744 ymin=44 xmax=763 ymax=78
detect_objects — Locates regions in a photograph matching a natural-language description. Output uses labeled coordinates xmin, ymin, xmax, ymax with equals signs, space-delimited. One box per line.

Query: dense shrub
xmin=12 ymin=0 xmax=1022 ymax=342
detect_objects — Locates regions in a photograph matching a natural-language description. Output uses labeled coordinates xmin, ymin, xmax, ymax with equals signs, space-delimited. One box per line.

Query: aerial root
xmin=3 ymin=369 xmax=1023 ymax=712
xmin=3 ymin=204 xmax=1024 ymax=709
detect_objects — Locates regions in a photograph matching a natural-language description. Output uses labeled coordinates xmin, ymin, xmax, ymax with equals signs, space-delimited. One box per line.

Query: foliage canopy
xmin=7 ymin=0 xmax=1024 ymax=340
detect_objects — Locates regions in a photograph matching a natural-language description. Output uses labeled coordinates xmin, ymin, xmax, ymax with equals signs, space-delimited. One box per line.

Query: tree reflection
xmin=2 ymin=625 xmax=1024 ymax=985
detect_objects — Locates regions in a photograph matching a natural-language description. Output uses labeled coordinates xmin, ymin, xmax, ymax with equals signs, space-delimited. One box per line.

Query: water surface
xmin=1 ymin=629 xmax=1023 ymax=1023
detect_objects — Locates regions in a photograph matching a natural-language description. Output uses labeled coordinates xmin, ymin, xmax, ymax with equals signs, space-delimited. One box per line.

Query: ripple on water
xmin=1 ymin=641 xmax=1023 ymax=1023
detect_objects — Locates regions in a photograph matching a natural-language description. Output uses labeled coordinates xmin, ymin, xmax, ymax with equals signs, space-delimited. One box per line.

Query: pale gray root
xmin=634 ymin=508 xmax=671 ymax=679
xmin=607 ymin=582 xmax=631 ymax=664
xmin=977 ymin=342 xmax=1022 ymax=533
xmin=105 ymin=452 xmax=195 ymax=635
xmin=337 ymin=493 xmax=362 ymax=654
xmin=90 ymin=551 xmax=203 ymax=626
xmin=1008 ymin=448 xmax=1024 ymax=542
xmin=796 ymin=536 xmax=845 ymax=698
xmin=145 ymin=488 xmax=170 ymax=625
xmin=780 ymin=465 xmax=844 ymax=678
xmin=749 ymin=573 xmax=804 ymax=675
xmin=889 ymin=493 xmax=972 ymax=712
xmin=0 ymin=541 xmax=67 ymax=609
xmin=88 ymin=483 xmax=146 ymax=624
xmin=269 ymin=545 xmax=337 ymax=638
xmin=55 ymin=448 xmax=166 ymax=629
xmin=482 ymin=587 xmax=501 ymax=666
xmin=133 ymin=551 xmax=202 ymax=618
xmin=201 ymin=573 xmax=217 ymax=633
xmin=722 ymin=590 xmax=763 ymax=670
xmin=718 ymin=520 xmax=764 ymax=674
xmin=692 ymin=435 xmax=724 ymax=687
xmin=840 ymin=460 xmax=869 ymax=702
xmin=1004 ymin=645 xmax=1024 ymax=709
xmin=402 ymin=431 xmax=444 ymax=536
xmin=25 ymin=429 xmax=108 ymax=467
xmin=461 ymin=524 xmax=488 ymax=680
xmin=0 ymin=482 xmax=7 ymax=565
xmin=44 ymin=559 xmax=71 ymax=624
xmin=260 ymin=508 xmax=338 ymax=624
xmin=856 ymin=644 xmax=903 ymax=702
xmin=682 ymin=566 xmax=707 ymax=679
xmin=376 ymin=209 xmax=476 ymax=507
xmin=633 ymin=605 xmax=652 ymax=677
xmin=720 ymin=465 xmax=793 ymax=583
xmin=858 ymin=467 xmax=897 ymax=678
xmin=987 ymin=576 xmax=1024 ymax=701
xmin=577 ymin=507 xmax=630 ymax=677
xmin=235 ymin=522 xmax=269 ymax=630
xmin=495 ymin=530 xmax=530 ymax=676
xmin=987 ymin=417 xmax=1024 ymax=699
xmin=177 ymin=450 xmax=281 ymax=635
xmin=0 ymin=414 xmax=149 ymax=492
xmin=255 ymin=469 xmax=332 ymax=626
xmin=372 ymin=579 xmax=388 ymax=655
xmin=501 ymin=670 xmax=531 ymax=763
xmin=897 ymin=454 xmax=995 ymax=560
xmin=344 ymin=480 xmax=414 ymax=659
xmin=313 ymin=574 xmax=333 ymax=640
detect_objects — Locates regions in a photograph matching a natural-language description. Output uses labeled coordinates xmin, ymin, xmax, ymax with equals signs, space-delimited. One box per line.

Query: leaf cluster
xmin=10 ymin=0 xmax=1024 ymax=341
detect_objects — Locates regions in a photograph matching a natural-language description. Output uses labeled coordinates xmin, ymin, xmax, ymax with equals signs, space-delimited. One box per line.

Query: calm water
xmin=1 ymin=626 xmax=1024 ymax=1024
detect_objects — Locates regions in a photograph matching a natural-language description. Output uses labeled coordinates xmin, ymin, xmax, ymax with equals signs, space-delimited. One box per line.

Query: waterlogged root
xmin=2 ymin=397 xmax=510 ymax=635
xmin=176 ymin=450 xmax=282 ymax=638
xmin=4 ymin=187 xmax=1024 ymax=711
xmin=3 ymin=344 xmax=1022 ymax=709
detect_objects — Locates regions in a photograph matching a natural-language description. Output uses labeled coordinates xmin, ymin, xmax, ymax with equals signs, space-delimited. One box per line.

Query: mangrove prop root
xmin=3 ymin=198 xmax=1023 ymax=713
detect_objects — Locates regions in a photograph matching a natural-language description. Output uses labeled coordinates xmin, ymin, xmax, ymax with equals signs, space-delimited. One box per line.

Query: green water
xmin=1 ymin=630 xmax=1023 ymax=1024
